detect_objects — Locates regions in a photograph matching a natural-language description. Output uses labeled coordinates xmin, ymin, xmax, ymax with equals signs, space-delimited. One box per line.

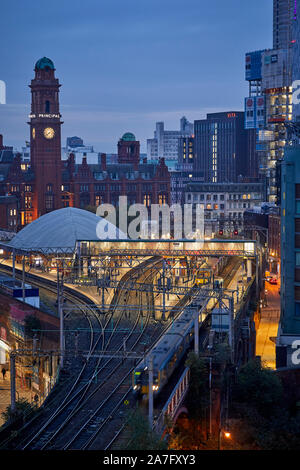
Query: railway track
xmin=103 ymin=256 xmax=243 ymax=450
xmin=1 ymin=255 xmax=242 ymax=450
xmin=14 ymin=257 xmax=162 ymax=449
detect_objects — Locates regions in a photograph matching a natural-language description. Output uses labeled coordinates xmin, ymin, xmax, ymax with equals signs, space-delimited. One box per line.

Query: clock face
xmin=32 ymin=128 xmax=35 ymax=139
xmin=44 ymin=127 xmax=55 ymax=139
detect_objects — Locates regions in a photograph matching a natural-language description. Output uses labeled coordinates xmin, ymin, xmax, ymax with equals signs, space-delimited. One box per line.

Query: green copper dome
xmin=35 ymin=57 xmax=55 ymax=70
xmin=121 ymin=132 xmax=136 ymax=141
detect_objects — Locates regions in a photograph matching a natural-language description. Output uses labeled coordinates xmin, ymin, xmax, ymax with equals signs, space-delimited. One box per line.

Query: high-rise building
xmin=292 ymin=1 xmax=300 ymax=122
xmin=193 ymin=112 xmax=255 ymax=183
xmin=244 ymin=1 xmax=295 ymax=204
xmin=147 ymin=116 xmax=193 ymax=162
xmin=277 ymin=144 xmax=300 ymax=367
xmin=177 ymin=136 xmax=194 ymax=169
xmin=273 ymin=0 xmax=295 ymax=50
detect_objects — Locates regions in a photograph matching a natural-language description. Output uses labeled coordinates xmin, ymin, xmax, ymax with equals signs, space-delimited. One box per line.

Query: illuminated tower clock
xmin=29 ymin=57 xmax=63 ymax=218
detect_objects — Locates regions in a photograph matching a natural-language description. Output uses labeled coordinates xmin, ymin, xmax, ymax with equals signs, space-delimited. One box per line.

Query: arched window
xmin=45 ymin=100 xmax=50 ymax=113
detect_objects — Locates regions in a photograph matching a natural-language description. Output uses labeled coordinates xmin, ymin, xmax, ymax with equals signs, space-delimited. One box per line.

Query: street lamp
xmin=218 ymin=429 xmax=231 ymax=450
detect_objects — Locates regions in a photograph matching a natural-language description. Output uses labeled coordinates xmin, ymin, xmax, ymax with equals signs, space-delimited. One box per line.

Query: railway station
xmin=0 ymin=207 xmax=264 ymax=448
xmin=0 ymin=206 xmax=260 ymax=282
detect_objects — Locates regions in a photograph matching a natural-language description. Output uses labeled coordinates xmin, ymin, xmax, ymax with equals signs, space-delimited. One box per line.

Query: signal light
xmin=233 ymin=229 xmax=238 ymax=236
xmin=219 ymin=229 xmax=224 ymax=236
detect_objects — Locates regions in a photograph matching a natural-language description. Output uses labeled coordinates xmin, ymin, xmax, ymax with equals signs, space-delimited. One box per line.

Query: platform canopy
xmin=2 ymin=207 xmax=125 ymax=255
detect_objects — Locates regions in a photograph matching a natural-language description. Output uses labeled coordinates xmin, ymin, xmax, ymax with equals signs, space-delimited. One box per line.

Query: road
xmin=256 ymin=279 xmax=280 ymax=369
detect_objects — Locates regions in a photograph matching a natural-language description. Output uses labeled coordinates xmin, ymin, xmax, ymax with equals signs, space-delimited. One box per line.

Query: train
xmin=132 ymin=274 xmax=224 ymax=397
xmin=132 ymin=306 xmax=199 ymax=396
xmin=194 ymin=270 xmax=211 ymax=286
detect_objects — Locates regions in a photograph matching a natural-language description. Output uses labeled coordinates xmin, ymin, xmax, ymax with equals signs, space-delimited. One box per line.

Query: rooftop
xmin=35 ymin=57 xmax=55 ymax=70
xmin=6 ymin=207 xmax=125 ymax=254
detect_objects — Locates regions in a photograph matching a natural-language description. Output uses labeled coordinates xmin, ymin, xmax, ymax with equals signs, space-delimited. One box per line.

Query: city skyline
xmin=0 ymin=0 xmax=272 ymax=152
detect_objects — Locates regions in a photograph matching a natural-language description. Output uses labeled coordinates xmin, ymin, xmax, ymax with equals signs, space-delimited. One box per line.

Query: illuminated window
xmin=25 ymin=196 xmax=32 ymax=209
xmin=25 ymin=213 xmax=33 ymax=224
xmin=243 ymin=194 xmax=247 ymax=199
xmin=159 ymin=194 xmax=167 ymax=205
xmin=95 ymin=195 xmax=103 ymax=206
xmin=144 ymin=194 xmax=151 ymax=207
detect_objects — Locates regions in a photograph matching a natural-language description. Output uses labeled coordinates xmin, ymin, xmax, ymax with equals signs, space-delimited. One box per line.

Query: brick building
xmin=0 ymin=58 xmax=170 ymax=229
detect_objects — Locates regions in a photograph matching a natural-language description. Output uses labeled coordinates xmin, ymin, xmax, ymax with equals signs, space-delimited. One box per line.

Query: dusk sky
xmin=0 ymin=0 xmax=273 ymax=153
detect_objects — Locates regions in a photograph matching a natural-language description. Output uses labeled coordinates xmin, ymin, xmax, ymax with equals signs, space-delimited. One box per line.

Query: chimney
xmin=101 ymin=153 xmax=107 ymax=171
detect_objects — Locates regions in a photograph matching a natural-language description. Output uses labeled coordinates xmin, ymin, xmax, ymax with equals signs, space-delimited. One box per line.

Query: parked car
xmin=269 ymin=278 xmax=278 ymax=285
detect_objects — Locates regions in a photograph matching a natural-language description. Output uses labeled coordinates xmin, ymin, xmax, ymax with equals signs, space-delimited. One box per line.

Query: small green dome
xmin=122 ymin=132 xmax=136 ymax=141
xmin=35 ymin=57 xmax=55 ymax=70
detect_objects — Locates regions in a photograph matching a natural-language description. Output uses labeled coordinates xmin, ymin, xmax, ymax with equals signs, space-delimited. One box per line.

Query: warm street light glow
xmin=224 ymin=431 xmax=231 ymax=439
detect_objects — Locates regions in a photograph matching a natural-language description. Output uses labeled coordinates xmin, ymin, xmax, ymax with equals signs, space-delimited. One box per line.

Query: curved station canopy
xmin=2 ymin=207 xmax=125 ymax=255
xmin=0 ymin=207 xmax=257 ymax=258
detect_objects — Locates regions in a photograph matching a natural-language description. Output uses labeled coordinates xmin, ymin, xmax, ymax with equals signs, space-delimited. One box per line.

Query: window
xmin=45 ymin=194 xmax=53 ymax=210
xmin=45 ymin=100 xmax=50 ymax=113
xmin=25 ymin=212 xmax=32 ymax=224
xmin=144 ymin=194 xmax=151 ymax=206
xmin=95 ymin=195 xmax=103 ymax=206
xmin=295 ymin=286 xmax=300 ymax=301
xmin=25 ymin=196 xmax=32 ymax=209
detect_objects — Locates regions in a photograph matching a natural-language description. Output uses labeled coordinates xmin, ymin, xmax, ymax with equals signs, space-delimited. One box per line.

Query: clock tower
xmin=29 ymin=57 xmax=62 ymax=218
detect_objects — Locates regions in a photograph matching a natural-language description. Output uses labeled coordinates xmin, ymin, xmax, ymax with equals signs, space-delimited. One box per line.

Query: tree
xmin=1 ymin=398 xmax=37 ymax=424
xmin=124 ymin=408 xmax=167 ymax=450
xmin=233 ymin=358 xmax=283 ymax=417
xmin=185 ymin=352 xmax=209 ymax=421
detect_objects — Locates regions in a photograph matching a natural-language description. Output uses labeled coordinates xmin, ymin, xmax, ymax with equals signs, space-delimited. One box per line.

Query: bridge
xmin=154 ymin=368 xmax=190 ymax=435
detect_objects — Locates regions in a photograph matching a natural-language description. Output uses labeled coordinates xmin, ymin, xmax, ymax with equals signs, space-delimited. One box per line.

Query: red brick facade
xmin=0 ymin=58 xmax=171 ymax=229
